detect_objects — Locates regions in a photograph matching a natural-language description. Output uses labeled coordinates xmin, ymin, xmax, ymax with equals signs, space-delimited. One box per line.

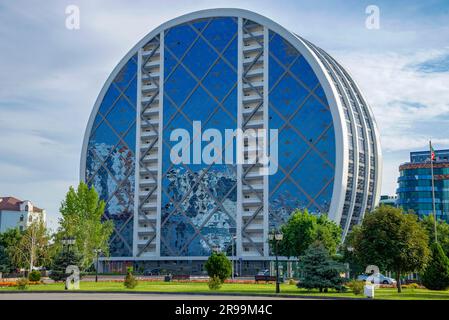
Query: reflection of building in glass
xmin=80 ymin=9 xmax=381 ymax=274
xmin=397 ymin=149 xmax=449 ymax=221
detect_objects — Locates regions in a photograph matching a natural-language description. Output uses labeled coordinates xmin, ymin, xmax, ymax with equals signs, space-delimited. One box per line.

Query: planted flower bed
xmin=0 ymin=281 xmax=41 ymax=287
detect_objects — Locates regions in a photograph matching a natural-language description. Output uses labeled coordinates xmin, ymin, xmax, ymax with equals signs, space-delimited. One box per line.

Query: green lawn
xmin=1 ymin=281 xmax=449 ymax=299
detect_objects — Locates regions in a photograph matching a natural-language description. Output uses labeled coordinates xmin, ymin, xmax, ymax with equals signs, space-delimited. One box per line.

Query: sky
xmin=0 ymin=0 xmax=448 ymax=231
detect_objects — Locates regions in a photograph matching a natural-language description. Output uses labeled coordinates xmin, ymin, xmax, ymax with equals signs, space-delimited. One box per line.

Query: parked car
xmin=257 ymin=269 xmax=270 ymax=276
xmin=357 ymin=273 xmax=397 ymax=285
xmin=143 ymin=268 xmax=161 ymax=276
xmin=255 ymin=270 xmax=276 ymax=282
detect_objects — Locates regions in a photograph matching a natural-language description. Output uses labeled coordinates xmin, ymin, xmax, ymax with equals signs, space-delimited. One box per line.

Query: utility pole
xmin=269 ymin=229 xmax=283 ymax=294
xmin=94 ymin=248 xmax=102 ymax=282
xmin=430 ymin=140 xmax=438 ymax=243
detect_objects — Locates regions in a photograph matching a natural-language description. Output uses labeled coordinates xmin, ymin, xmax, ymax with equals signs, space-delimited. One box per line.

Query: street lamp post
xmin=62 ymin=237 xmax=75 ymax=291
xmin=268 ymin=229 xmax=283 ymax=294
xmin=62 ymin=237 xmax=75 ymax=253
xmin=346 ymin=246 xmax=354 ymax=278
xmin=231 ymin=235 xmax=237 ymax=280
xmin=93 ymin=248 xmax=102 ymax=283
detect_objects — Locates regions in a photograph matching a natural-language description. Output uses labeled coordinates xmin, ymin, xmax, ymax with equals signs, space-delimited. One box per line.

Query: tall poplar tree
xmin=58 ymin=182 xmax=114 ymax=270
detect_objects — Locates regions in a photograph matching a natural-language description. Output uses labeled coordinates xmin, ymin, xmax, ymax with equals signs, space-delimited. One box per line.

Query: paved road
xmin=0 ymin=292 xmax=314 ymax=300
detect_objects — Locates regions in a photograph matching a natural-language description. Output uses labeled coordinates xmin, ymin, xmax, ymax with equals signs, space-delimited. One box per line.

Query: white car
xmin=357 ymin=273 xmax=397 ymax=285
xmin=257 ymin=269 xmax=270 ymax=276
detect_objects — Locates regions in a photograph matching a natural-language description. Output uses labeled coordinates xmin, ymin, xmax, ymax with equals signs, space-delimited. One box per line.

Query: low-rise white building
xmin=0 ymin=197 xmax=46 ymax=233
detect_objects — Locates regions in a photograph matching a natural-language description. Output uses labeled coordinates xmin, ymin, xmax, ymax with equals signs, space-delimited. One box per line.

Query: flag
xmin=430 ymin=142 xmax=435 ymax=161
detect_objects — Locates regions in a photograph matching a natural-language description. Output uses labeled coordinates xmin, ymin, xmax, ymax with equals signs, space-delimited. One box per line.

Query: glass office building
xmin=397 ymin=149 xmax=449 ymax=221
xmin=80 ymin=9 xmax=381 ymax=273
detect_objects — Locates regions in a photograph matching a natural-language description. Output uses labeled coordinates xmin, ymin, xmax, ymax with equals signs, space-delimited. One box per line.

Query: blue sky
xmin=0 ymin=0 xmax=448 ymax=231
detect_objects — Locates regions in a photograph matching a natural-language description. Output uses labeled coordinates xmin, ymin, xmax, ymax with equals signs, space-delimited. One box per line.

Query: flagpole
xmin=430 ymin=140 xmax=438 ymax=243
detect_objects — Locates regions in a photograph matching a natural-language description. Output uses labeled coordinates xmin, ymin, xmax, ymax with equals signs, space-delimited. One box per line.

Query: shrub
xmin=16 ymin=278 xmax=29 ymax=290
xmin=124 ymin=267 xmax=138 ymax=289
xmin=208 ymin=275 xmax=222 ymax=290
xmin=288 ymin=279 xmax=297 ymax=285
xmin=28 ymin=270 xmax=41 ymax=282
xmin=421 ymin=242 xmax=449 ymax=290
xmin=204 ymin=252 xmax=232 ymax=283
xmin=347 ymin=280 xmax=365 ymax=295
xmin=402 ymin=283 xmax=419 ymax=290
xmin=408 ymin=283 xmax=419 ymax=290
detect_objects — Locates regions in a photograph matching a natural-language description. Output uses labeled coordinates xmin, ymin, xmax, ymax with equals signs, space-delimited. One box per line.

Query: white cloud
xmin=332 ymin=48 xmax=449 ymax=194
xmin=1 ymin=0 xmax=448 ymax=229
xmin=334 ymin=48 xmax=449 ymax=150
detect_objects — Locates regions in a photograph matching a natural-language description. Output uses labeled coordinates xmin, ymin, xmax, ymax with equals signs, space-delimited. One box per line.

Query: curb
xmin=0 ymin=290 xmax=366 ymax=300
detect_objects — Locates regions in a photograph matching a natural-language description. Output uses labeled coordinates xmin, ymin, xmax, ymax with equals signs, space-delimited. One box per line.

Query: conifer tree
xmin=297 ymin=241 xmax=346 ymax=292
xmin=421 ymin=242 xmax=449 ymax=290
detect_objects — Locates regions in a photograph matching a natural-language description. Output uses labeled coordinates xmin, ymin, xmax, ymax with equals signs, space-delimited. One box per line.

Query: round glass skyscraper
xmin=81 ymin=9 xmax=381 ymax=273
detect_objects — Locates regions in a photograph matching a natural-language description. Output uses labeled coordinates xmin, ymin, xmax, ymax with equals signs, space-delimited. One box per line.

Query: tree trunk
xmin=396 ymin=270 xmax=402 ymax=293
xmin=29 ymin=237 xmax=35 ymax=274
xmin=29 ymin=248 xmax=33 ymax=274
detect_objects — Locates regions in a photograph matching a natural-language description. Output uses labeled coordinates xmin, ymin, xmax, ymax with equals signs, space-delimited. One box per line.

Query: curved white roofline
xmin=80 ymin=8 xmax=348 ymax=225
xmin=81 ymin=8 xmax=387 ymax=241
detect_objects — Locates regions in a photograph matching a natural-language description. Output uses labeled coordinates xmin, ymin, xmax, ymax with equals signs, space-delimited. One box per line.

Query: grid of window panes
xmin=322 ymin=51 xmax=371 ymax=229
xmin=268 ymin=31 xmax=335 ymax=229
xmin=85 ymin=55 xmax=137 ymax=257
xmin=160 ymin=17 xmax=238 ymax=256
xmin=411 ymin=150 xmax=449 ymax=163
xmin=297 ymin=37 xmax=356 ymax=232
xmin=397 ymin=164 xmax=449 ymax=221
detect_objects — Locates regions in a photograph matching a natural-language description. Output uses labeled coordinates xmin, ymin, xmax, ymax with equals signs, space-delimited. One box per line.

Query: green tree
xmin=204 ymin=252 xmax=232 ymax=283
xmin=49 ymin=249 xmax=82 ymax=282
xmin=278 ymin=209 xmax=341 ymax=258
xmin=297 ymin=241 xmax=346 ymax=292
xmin=12 ymin=219 xmax=50 ymax=273
xmin=421 ymin=242 xmax=449 ymax=290
xmin=278 ymin=209 xmax=317 ymax=258
xmin=421 ymin=215 xmax=449 ymax=257
xmin=58 ymin=182 xmax=114 ymax=270
xmin=341 ymin=226 xmax=365 ymax=278
xmin=353 ymin=206 xmax=430 ymax=292
xmin=0 ymin=228 xmax=23 ymax=273
xmin=316 ymin=214 xmax=342 ymax=255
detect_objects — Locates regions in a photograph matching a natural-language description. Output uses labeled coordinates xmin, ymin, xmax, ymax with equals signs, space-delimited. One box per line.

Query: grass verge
xmin=0 ymin=281 xmax=448 ymax=299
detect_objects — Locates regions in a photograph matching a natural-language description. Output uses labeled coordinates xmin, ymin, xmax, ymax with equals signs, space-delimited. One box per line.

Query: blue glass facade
xmin=268 ymin=32 xmax=335 ymax=228
xmin=85 ymin=56 xmax=137 ymax=257
xmin=82 ymin=9 xmax=381 ymax=263
xmin=161 ymin=17 xmax=238 ymax=256
xmin=397 ymin=150 xmax=449 ymax=221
